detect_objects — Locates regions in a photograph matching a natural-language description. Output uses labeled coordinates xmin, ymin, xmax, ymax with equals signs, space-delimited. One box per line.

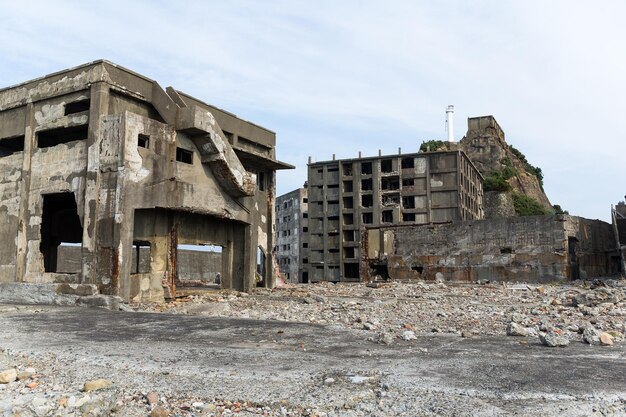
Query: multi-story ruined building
xmin=0 ymin=60 xmax=292 ymax=302
xmin=306 ymin=150 xmax=484 ymax=282
xmin=275 ymin=186 xmax=308 ymax=283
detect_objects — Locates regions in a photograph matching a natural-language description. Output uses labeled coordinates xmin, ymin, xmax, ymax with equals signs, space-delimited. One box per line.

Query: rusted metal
xmin=165 ymin=225 xmax=178 ymax=300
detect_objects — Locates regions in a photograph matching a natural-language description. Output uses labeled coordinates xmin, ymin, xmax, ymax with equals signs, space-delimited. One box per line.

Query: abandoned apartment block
xmin=274 ymin=186 xmax=308 ymax=283
xmin=306 ymin=150 xmax=484 ymax=282
xmin=0 ymin=60 xmax=292 ymax=302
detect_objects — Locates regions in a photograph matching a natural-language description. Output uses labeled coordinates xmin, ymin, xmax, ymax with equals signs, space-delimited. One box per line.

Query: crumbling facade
xmin=0 ymin=60 xmax=291 ymax=302
xmin=612 ymin=202 xmax=626 ymax=274
xmin=364 ymin=215 xmax=619 ymax=282
xmin=275 ymin=186 xmax=308 ymax=283
xmin=307 ymin=150 xmax=484 ymax=282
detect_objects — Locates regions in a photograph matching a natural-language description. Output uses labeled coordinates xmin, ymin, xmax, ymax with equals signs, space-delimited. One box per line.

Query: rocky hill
xmin=458 ymin=116 xmax=552 ymax=218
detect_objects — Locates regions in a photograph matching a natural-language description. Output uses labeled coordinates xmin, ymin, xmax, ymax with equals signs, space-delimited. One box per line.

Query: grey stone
xmin=539 ymin=331 xmax=570 ymax=347
xmin=583 ymin=327 xmax=601 ymax=345
xmin=506 ymin=322 xmax=529 ymax=337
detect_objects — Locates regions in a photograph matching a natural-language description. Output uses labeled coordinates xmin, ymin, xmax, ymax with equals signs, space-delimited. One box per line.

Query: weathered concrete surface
xmin=460 ymin=115 xmax=552 ymax=215
xmin=365 ymin=214 xmax=619 ymax=282
xmin=0 ymin=60 xmax=292 ymax=302
xmin=0 ymin=283 xmax=125 ymax=309
xmin=0 ymin=306 xmax=624 ymax=416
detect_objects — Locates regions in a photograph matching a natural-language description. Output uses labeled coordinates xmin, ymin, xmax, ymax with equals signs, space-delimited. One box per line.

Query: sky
xmin=0 ymin=1 xmax=624 ymax=222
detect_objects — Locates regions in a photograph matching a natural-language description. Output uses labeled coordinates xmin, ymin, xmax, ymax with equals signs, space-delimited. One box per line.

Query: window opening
xmin=138 ymin=134 xmax=150 ymax=149
xmin=40 ymin=192 xmax=83 ymax=273
xmin=0 ymin=135 xmax=25 ymax=156
xmin=38 ymin=125 xmax=88 ymax=148
xmin=176 ymin=147 xmax=193 ymax=164
xmin=64 ymin=99 xmax=90 ymax=115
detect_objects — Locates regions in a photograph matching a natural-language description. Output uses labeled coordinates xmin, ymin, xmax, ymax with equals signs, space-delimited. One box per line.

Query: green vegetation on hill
xmin=512 ymin=193 xmax=549 ymax=216
xmin=509 ymin=145 xmax=544 ymax=190
xmin=419 ymin=140 xmax=445 ymax=152
xmin=483 ymin=157 xmax=516 ymax=192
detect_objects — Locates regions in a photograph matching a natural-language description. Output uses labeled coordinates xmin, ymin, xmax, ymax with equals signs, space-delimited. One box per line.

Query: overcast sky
xmin=1 ymin=1 xmax=623 ymax=221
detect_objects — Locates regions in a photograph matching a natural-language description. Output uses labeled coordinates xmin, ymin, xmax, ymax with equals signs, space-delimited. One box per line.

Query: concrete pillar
xmin=15 ymin=103 xmax=36 ymax=281
xmin=81 ymin=82 xmax=110 ymax=284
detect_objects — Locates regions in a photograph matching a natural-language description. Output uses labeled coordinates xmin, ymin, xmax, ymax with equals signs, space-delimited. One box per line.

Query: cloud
xmin=0 ymin=0 xmax=623 ymax=220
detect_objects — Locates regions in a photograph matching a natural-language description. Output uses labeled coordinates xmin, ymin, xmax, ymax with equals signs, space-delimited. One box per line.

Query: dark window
xmin=303 ymin=213 xmax=308 ymax=218
xmin=303 ymin=198 xmax=308 ymax=203
xmin=361 ymin=178 xmax=373 ymax=191
xmin=362 ymin=212 xmax=373 ymax=224
xmin=302 ymin=243 xmax=308 ymax=248
xmin=342 ymin=162 xmax=353 ymax=176
xmin=343 ymin=213 xmax=354 ymax=225
xmin=343 ymin=230 xmax=356 ymax=242
xmin=344 ymin=247 xmax=356 ymax=258
xmin=138 ymin=134 xmax=150 ymax=148
xmin=401 ymin=157 xmax=415 ymax=169
xmin=343 ymin=197 xmax=353 ymax=209
xmin=403 ymin=212 xmax=416 ymax=222
xmin=361 ymin=162 xmax=372 ymax=175
xmin=343 ymin=180 xmax=353 ymax=192
xmin=381 ymin=159 xmax=393 ymax=173
xmin=64 ymin=99 xmax=90 ymax=115
xmin=176 ymin=147 xmax=193 ymax=164
xmin=0 ymin=135 xmax=25 ymax=156
xmin=402 ymin=196 xmax=415 ymax=209
xmin=344 ymin=263 xmax=359 ymax=279
xmin=382 ymin=210 xmax=393 ymax=223
xmin=402 ymin=178 xmax=415 ymax=187
xmin=38 ymin=126 xmax=88 ymax=148
xmin=303 ymin=227 xmax=308 ymax=232
xmin=257 ymin=171 xmax=266 ymax=191
xmin=222 ymin=130 xmax=234 ymax=142
xmin=361 ymin=195 xmax=373 ymax=207
xmin=381 ymin=176 xmax=399 ymax=190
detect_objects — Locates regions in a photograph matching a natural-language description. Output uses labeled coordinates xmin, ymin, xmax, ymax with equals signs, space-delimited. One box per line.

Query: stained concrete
xmin=0 ymin=60 xmax=293 ymax=302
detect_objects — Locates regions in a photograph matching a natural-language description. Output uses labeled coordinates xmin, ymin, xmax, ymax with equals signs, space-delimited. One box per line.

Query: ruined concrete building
xmin=0 ymin=61 xmax=292 ymax=302
xmin=613 ymin=201 xmax=626 ymax=274
xmin=306 ymin=150 xmax=484 ymax=282
xmin=274 ymin=186 xmax=308 ymax=283
xmin=364 ymin=215 xmax=620 ymax=282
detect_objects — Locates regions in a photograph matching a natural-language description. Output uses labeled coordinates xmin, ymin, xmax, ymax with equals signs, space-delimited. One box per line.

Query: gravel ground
xmin=0 ymin=279 xmax=624 ymax=416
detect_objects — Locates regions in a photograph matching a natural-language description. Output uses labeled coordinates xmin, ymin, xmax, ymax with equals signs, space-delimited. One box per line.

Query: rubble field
xmin=0 ymin=279 xmax=624 ymax=417
xmin=143 ymin=279 xmax=626 ymax=346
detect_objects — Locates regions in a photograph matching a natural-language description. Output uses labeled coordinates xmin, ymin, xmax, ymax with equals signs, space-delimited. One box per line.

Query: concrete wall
xmin=364 ymin=215 xmax=618 ymax=283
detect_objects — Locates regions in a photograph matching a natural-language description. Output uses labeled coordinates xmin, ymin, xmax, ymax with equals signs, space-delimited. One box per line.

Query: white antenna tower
xmin=445 ymin=105 xmax=455 ymax=142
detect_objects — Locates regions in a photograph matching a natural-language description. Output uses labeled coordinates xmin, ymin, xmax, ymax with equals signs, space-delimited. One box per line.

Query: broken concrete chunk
xmin=506 ymin=322 xmax=529 ymax=337
xmin=539 ymin=331 xmax=570 ymax=347
xmin=0 ymin=368 xmax=17 ymax=384
xmin=83 ymin=378 xmax=112 ymax=392
xmin=582 ymin=327 xmax=601 ymax=345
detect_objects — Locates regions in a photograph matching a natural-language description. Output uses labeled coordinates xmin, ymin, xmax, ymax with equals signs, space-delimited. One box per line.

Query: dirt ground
xmin=0 ymin=279 xmax=625 ymax=416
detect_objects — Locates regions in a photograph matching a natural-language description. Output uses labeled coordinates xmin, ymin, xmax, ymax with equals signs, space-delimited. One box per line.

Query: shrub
xmin=512 ymin=193 xmax=549 ymax=216
xmin=419 ymin=140 xmax=445 ymax=152
xmin=509 ymin=145 xmax=544 ymax=190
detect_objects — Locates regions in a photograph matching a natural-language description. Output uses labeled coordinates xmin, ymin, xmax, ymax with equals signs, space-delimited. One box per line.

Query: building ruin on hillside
xmin=0 ymin=61 xmax=292 ymax=302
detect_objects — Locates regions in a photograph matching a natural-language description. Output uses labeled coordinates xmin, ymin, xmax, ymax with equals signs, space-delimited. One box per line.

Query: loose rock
xmin=83 ymin=378 xmax=113 ymax=392
xmin=0 ymin=368 xmax=17 ymax=384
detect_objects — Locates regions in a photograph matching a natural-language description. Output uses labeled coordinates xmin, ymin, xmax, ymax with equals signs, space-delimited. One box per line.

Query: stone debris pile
xmin=139 ymin=279 xmax=625 ymax=348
